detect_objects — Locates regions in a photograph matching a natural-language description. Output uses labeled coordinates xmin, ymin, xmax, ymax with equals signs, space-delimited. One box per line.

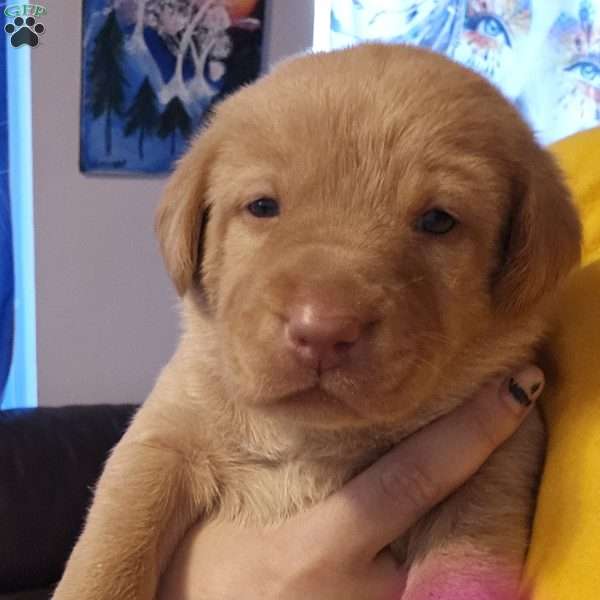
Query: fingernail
xmin=505 ymin=366 xmax=544 ymax=410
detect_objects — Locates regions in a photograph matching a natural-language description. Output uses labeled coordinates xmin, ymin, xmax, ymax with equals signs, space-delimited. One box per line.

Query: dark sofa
xmin=0 ymin=404 xmax=138 ymax=599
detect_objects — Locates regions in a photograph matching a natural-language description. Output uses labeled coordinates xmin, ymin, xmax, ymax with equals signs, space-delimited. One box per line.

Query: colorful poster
xmin=80 ymin=0 xmax=265 ymax=174
xmin=330 ymin=1 xmax=600 ymax=144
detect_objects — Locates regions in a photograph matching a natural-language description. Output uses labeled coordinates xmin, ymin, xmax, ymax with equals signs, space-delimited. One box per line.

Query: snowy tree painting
xmin=80 ymin=0 xmax=265 ymax=174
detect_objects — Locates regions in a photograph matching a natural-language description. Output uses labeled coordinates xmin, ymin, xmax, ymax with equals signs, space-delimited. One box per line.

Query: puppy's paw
xmin=403 ymin=549 xmax=523 ymax=600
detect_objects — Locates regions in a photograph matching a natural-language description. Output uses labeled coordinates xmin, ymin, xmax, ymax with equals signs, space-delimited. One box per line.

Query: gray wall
xmin=32 ymin=1 xmax=314 ymax=406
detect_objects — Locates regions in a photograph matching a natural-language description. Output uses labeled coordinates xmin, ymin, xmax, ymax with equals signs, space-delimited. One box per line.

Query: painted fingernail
xmin=509 ymin=378 xmax=533 ymax=407
xmin=506 ymin=366 xmax=544 ymax=410
xmin=530 ymin=382 xmax=541 ymax=395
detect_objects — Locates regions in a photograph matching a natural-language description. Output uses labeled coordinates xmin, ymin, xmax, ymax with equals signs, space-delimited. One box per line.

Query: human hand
xmin=158 ymin=366 xmax=544 ymax=600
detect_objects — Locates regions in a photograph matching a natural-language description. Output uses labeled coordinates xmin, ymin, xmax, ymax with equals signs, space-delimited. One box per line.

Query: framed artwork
xmin=329 ymin=0 xmax=600 ymax=145
xmin=80 ymin=0 xmax=266 ymax=174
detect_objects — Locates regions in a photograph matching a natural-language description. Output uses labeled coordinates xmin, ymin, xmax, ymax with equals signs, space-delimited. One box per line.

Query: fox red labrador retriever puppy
xmin=53 ymin=43 xmax=581 ymax=599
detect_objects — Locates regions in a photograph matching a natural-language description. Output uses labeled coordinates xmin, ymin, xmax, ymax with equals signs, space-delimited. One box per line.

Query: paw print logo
xmin=5 ymin=16 xmax=45 ymax=48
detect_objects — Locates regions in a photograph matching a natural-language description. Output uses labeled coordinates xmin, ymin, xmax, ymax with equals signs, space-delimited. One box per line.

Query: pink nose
xmin=284 ymin=304 xmax=366 ymax=372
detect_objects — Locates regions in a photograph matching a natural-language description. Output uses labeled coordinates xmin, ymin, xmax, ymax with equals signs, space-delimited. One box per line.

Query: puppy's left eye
xmin=417 ymin=209 xmax=457 ymax=235
xmin=246 ymin=197 xmax=280 ymax=219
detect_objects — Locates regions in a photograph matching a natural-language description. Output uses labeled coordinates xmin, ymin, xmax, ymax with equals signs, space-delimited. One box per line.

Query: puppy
xmin=53 ymin=43 xmax=581 ymax=599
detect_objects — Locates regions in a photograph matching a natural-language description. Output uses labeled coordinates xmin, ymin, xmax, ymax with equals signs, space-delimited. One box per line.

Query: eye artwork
xmin=543 ymin=5 xmax=600 ymax=141
xmin=453 ymin=0 xmax=531 ymax=93
xmin=329 ymin=0 xmax=600 ymax=144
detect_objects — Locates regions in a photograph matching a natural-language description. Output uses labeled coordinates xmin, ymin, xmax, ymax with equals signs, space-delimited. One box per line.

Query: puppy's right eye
xmin=246 ymin=197 xmax=280 ymax=219
xmin=417 ymin=209 xmax=457 ymax=235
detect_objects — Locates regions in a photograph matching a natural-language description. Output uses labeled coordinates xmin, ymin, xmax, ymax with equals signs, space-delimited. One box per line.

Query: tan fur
xmin=53 ymin=44 xmax=581 ymax=600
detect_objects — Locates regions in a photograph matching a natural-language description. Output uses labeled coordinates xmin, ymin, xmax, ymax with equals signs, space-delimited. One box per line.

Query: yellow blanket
xmin=525 ymin=127 xmax=600 ymax=599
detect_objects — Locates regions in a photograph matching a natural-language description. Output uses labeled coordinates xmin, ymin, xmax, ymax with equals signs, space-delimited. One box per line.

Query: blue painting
xmin=330 ymin=0 xmax=600 ymax=145
xmin=80 ymin=0 xmax=265 ymax=174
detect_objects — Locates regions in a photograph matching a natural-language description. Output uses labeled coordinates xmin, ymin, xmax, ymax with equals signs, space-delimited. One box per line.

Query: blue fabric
xmin=0 ymin=20 xmax=14 ymax=405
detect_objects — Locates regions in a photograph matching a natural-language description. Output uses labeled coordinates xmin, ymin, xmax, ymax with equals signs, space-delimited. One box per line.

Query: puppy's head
xmin=157 ymin=44 xmax=581 ymax=430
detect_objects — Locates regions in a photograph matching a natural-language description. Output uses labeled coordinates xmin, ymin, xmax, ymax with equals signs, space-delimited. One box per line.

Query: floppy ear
xmin=493 ymin=149 xmax=582 ymax=312
xmin=155 ymin=127 xmax=218 ymax=296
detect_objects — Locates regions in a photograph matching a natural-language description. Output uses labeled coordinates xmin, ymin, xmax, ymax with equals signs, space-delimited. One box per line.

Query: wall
xmin=32 ymin=1 xmax=314 ymax=407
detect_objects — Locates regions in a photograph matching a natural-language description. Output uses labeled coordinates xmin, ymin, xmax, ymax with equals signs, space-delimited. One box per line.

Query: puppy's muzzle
xmin=283 ymin=296 xmax=377 ymax=373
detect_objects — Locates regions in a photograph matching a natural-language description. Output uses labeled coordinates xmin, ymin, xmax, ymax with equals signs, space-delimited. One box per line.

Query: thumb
xmin=313 ymin=366 xmax=544 ymax=563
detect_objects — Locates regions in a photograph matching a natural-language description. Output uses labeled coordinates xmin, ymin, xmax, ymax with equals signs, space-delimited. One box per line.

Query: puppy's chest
xmin=207 ymin=449 xmax=410 ymax=560
xmin=210 ymin=450 xmax=377 ymax=526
